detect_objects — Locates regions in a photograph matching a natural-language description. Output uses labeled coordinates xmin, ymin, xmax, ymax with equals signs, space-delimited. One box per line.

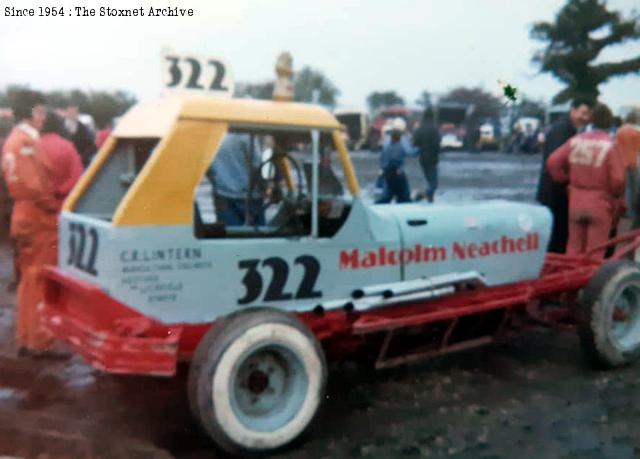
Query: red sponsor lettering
xmin=423 ymin=246 xmax=447 ymax=261
xmin=338 ymin=233 xmax=541 ymax=270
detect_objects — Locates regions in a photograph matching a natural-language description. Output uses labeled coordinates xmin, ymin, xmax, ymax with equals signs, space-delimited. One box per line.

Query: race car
xmin=42 ymin=95 xmax=640 ymax=455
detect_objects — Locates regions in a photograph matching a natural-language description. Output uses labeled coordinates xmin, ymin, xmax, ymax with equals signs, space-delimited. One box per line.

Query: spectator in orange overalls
xmin=546 ymin=103 xmax=625 ymax=259
xmin=1 ymin=90 xmax=60 ymax=354
xmin=616 ymin=111 xmax=640 ymax=227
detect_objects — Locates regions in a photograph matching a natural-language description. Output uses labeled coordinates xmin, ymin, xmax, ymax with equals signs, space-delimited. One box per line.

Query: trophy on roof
xmin=273 ymin=52 xmax=294 ymax=102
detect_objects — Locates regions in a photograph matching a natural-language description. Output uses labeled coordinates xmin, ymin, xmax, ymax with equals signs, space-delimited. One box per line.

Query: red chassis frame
xmin=41 ymin=230 xmax=640 ymax=376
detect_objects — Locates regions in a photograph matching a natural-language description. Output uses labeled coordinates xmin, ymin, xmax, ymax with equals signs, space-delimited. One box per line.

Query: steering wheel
xmin=247 ymin=150 xmax=306 ymax=232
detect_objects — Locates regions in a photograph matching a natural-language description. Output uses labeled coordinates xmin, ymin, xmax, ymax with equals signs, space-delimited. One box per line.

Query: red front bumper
xmin=42 ymin=267 xmax=183 ymax=376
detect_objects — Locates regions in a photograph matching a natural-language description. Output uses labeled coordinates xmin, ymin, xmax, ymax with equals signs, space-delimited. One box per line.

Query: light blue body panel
xmin=58 ymin=199 xmax=551 ymax=324
xmin=380 ymin=201 xmax=551 ymax=285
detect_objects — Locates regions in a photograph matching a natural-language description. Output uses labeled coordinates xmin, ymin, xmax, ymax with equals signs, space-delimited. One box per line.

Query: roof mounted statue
xmin=272 ymin=52 xmax=294 ymax=102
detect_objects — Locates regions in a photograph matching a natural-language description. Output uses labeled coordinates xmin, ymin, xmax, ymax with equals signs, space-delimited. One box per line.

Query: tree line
xmin=0 ymin=86 xmax=136 ymax=128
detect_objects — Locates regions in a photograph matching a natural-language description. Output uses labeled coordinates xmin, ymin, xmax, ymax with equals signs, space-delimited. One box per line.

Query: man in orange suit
xmin=546 ymin=103 xmax=625 ymax=260
xmin=1 ymin=90 xmax=60 ymax=354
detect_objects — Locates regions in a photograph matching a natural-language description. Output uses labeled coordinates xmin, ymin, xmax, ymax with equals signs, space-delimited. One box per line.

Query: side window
xmin=194 ymin=128 xmax=352 ymax=239
xmin=74 ymin=138 xmax=158 ymax=220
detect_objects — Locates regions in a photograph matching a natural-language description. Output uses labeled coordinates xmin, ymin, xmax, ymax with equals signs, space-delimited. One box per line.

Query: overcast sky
xmin=1 ymin=0 xmax=639 ymax=111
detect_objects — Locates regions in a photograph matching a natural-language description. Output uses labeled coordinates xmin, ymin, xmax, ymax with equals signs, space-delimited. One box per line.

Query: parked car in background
xmin=436 ymin=102 xmax=473 ymax=150
xmin=440 ymin=125 xmax=465 ymax=150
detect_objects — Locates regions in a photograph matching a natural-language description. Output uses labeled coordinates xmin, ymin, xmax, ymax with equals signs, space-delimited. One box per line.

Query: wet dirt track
xmin=1 ymin=151 xmax=640 ymax=459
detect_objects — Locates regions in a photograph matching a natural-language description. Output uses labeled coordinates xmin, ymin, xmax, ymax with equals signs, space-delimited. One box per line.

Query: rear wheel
xmin=578 ymin=260 xmax=640 ymax=368
xmin=188 ymin=308 xmax=327 ymax=455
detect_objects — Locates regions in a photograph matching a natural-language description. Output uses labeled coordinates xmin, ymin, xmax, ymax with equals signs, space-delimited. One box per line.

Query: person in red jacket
xmin=546 ymin=103 xmax=625 ymax=259
xmin=40 ymin=112 xmax=84 ymax=198
xmin=1 ymin=90 xmax=59 ymax=353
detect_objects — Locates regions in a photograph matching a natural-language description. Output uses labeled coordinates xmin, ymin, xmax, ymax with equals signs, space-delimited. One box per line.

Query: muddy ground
xmin=1 ymin=151 xmax=639 ymax=459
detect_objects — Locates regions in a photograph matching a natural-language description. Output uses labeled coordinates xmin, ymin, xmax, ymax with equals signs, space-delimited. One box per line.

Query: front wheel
xmin=578 ymin=260 xmax=640 ymax=368
xmin=188 ymin=308 xmax=327 ymax=455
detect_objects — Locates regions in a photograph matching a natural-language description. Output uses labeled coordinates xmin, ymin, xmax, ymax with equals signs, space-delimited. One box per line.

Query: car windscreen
xmin=72 ymin=138 xmax=159 ymax=221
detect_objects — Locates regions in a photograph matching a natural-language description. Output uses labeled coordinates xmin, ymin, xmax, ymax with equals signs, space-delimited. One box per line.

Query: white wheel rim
xmin=211 ymin=323 xmax=323 ymax=450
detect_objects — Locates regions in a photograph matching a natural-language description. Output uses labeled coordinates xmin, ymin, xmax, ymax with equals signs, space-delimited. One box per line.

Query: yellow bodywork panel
xmin=113 ymin=97 xmax=183 ymax=138
xmin=181 ymin=97 xmax=342 ymax=130
xmin=110 ymin=96 xmax=341 ymax=139
xmin=112 ymin=120 xmax=227 ymax=226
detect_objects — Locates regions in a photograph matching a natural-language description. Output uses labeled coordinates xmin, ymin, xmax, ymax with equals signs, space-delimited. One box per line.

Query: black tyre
xmin=187 ymin=308 xmax=327 ymax=455
xmin=578 ymin=260 xmax=640 ymax=368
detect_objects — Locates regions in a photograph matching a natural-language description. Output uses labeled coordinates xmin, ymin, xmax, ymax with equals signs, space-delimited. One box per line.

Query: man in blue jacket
xmin=376 ymin=118 xmax=416 ymax=204
xmin=208 ymin=133 xmax=265 ymax=226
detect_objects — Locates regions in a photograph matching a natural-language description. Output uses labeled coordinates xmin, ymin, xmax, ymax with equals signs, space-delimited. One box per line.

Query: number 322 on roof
xmin=161 ymin=51 xmax=234 ymax=97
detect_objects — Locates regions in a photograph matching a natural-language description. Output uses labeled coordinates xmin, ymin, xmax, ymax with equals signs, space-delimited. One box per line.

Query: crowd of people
xmin=0 ymin=89 xmax=105 ymax=356
xmin=538 ymin=99 xmax=640 ymax=259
